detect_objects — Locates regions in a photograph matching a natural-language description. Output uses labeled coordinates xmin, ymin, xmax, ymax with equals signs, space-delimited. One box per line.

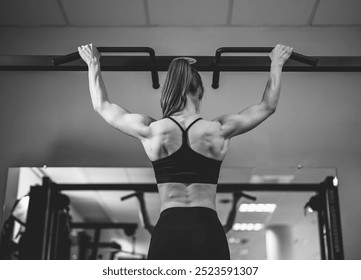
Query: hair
xmin=160 ymin=58 xmax=204 ymax=118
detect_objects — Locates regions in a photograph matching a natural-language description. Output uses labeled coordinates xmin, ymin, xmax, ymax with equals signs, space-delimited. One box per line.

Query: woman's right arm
xmin=79 ymin=44 xmax=155 ymax=140
xmin=213 ymin=44 xmax=293 ymax=139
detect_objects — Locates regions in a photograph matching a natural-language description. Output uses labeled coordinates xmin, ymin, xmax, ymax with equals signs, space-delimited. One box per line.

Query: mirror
xmin=1 ymin=167 xmax=336 ymax=260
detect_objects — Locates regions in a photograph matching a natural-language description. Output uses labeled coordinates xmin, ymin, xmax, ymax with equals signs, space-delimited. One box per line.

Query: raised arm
xmin=78 ymin=44 xmax=155 ymax=139
xmin=214 ymin=44 xmax=293 ymax=139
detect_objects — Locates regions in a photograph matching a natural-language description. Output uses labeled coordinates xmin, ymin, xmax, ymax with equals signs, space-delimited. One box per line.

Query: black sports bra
xmin=151 ymin=117 xmax=222 ymax=184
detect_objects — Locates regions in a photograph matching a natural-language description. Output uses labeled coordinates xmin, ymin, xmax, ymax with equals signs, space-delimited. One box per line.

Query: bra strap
xmin=185 ymin=118 xmax=202 ymax=132
xmin=167 ymin=117 xmax=203 ymax=146
xmin=167 ymin=116 xmax=185 ymax=131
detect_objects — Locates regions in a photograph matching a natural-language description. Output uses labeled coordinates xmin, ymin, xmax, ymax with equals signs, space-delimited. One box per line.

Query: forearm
xmin=261 ymin=63 xmax=283 ymax=110
xmin=87 ymin=61 xmax=110 ymax=110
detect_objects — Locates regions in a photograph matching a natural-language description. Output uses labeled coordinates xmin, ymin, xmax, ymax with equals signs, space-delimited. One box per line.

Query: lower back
xmin=157 ymin=182 xmax=217 ymax=212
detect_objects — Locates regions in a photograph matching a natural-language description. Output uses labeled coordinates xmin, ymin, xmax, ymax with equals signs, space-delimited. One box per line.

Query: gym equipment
xmin=1 ymin=47 xmax=360 ymax=89
xmin=48 ymin=176 xmax=343 ymax=260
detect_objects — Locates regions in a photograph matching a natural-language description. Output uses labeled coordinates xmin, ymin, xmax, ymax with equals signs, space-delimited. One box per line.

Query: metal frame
xmin=47 ymin=176 xmax=343 ymax=260
xmin=23 ymin=177 xmax=139 ymax=260
xmin=323 ymin=177 xmax=344 ymax=259
xmin=54 ymin=182 xmax=327 ymax=192
xmin=1 ymin=46 xmax=361 ymax=89
xmin=3 ymin=55 xmax=361 ymax=72
xmin=24 ymin=176 xmax=344 ymax=259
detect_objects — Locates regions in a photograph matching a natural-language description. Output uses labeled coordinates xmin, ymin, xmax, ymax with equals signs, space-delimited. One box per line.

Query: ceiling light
xmin=240 ymin=249 xmax=249 ymax=255
xmin=232 ymin=223 xmax=264 ymax=231
xmin=229 ymin=237 xmax=241 ymax=244
xmin=253 ymin=223 xmax=263 ymax=231
xmin=239 ymin=203 xmax=276 ymax=213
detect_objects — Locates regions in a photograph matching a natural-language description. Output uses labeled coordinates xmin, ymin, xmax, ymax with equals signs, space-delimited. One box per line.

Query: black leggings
xmin=147 ymin=207 xmax=230 ymax=260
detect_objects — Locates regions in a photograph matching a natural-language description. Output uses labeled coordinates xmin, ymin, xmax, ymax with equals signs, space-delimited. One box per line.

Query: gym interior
xmin=0 ymin=0 xmax=360 ymax=260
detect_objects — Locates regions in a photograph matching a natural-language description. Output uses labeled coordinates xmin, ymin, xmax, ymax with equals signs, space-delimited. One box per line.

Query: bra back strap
xmin=185 ymin=118 xmax=202 ymax=132
xmin=167 ymin=116 xmax=185 ymax=131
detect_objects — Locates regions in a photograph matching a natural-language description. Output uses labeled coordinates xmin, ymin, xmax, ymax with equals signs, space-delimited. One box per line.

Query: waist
xmin=157 ymin=182 xmax=217 ymax=212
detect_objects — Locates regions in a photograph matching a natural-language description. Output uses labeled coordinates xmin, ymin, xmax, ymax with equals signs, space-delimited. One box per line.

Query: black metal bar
xmin=1 ymin=55 xmax=360 ymax=72
xmin=215 ymin=47 xmax=318 ymax=66
xmin=315 ymin=177 xmax=338 ymax=259
xmin=324 ymin=177 xmax=344 ymax=259
xmin=317 ymin=209 xmax=327 ymax=260
xmin=51 ymin=209 xmax=61 ymax=260
xmin=315 ymin=188 xmax=330 ymax=260
xmin=323 ymin=190 xmax=334 ymax=259
xmin=58 ymin=182 xmax=322 ymax=192
xmin=19 ymin=186 xmax=47 ymax=259
xmin=52 ymin=47 xmax=160 ymax=89
xmin=91 ymin=228 xmax=101 ymax=260
xmin=212 ymin=47 xmax=318 ymax=89
xmin=71 ymin=222 xmax=138 ymax=230
xmin=121 ymin=192 xmax=139 ymax=201
xmin=42 ymin=177 xmax=58 ymax=260
xmin=237 ymin=192 xmax=257 ymax=201
xmin=53 ymin=47 xmax=153 ymax=65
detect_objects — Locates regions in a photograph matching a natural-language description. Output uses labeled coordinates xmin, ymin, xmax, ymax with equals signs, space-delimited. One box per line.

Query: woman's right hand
xmin=269 ymin=44 xmax=293 ymax=67
xmin=78 ymin=43 xmax=101 ymax=66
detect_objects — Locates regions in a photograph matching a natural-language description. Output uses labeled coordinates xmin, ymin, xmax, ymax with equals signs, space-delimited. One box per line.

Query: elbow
xmin=93 ymin=104 xmax=101 ymax=111
xmin=93 ymin=102 xmax=107 ymax=113
xmin=268 ymin=106 xmax=277 ymax=115
xmin=93 ymin=105 xmax=102 ymax=114
xmin=263 ymin=102 xmax=277 ymax=115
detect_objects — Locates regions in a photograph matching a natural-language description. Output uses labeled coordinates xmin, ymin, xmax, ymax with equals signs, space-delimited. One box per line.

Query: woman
xmin=78 ymin=43 xmax=292 ymax=260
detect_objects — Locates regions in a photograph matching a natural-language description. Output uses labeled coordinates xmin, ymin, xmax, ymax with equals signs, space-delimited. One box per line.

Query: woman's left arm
xmin=79 ymin=44 xmax=155 ymax=140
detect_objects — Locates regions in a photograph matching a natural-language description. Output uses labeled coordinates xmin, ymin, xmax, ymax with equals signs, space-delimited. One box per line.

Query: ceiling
xmin=20 ymin=167 xmax=334 ymax=259
xmin=0 ymin=0 xmax=360 ymax=28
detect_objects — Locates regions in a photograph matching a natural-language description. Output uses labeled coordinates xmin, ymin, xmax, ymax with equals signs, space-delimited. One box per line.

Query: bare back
xmin=140 ymin=116 xmax=230 ymax=212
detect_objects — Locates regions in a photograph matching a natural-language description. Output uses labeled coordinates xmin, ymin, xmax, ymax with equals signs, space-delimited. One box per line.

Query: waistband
xmin=160 ymin=206 xmax=217 ymax=216
xmin=153 ymin=206 xmax=222 ymax=234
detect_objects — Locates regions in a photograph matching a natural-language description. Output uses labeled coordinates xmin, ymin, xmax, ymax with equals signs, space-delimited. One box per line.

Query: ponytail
xmin=160 ymin=58 xmax=203 ymax=118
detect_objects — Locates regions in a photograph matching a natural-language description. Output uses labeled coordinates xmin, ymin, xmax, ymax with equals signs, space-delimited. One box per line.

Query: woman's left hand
xmin=78 ymin=43 xmax=101 ymax=66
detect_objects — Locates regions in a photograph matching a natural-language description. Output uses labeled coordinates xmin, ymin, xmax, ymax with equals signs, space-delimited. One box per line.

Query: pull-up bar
xmin=52 ymin=47 xmax=160 ymax=89
xmin=1 ymin=46 xmax=360 ymax=89
xmin=212 ymin=47 xmax=318 ymax=88
xmin=53 ymin=46 xmax=317 ymax=90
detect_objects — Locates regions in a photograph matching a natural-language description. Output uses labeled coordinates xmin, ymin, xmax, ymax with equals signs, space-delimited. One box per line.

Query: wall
xmin=0 ymin=26 xmax=361 ymax=259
